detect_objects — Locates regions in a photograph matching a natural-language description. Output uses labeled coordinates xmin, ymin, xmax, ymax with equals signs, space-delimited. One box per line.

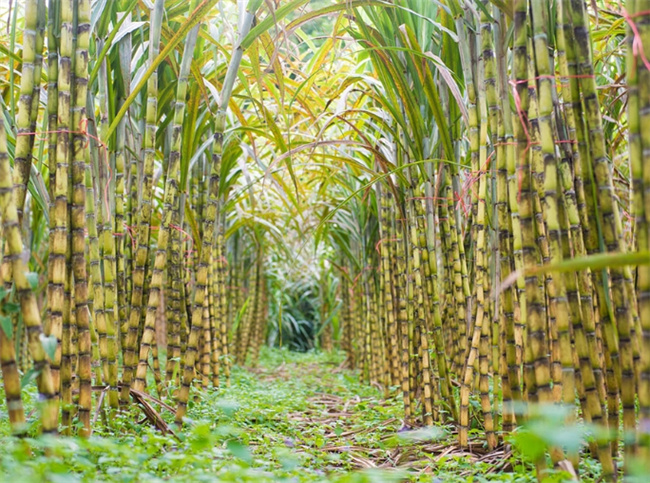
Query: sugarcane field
xmin=1 ymin=0 xmax=650 ymax=481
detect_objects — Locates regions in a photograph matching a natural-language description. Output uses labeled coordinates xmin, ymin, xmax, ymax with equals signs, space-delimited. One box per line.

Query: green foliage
xmin=0 ymin=348 xmax=606 ymax=482
xmin=0 ymin=315 xmax=12 ymax=339
xmin=266 ymin=237 xmax=339 ymax=352
xmin=0 ymin=0 xmax=642 ymax=480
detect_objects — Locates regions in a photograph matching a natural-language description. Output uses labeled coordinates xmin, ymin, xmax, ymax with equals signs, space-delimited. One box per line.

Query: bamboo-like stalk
xmin=92 ymin=42 xmax=120 ymax=412
xmin=443 ymin=183 xmax=468 ymax=375
xmin=367 ymin=272 xmax=380 ymax=383
xmin=249 ymin=254 xmax=266 ymax=367
xmin=0 ymin=131 xmax=27 ymax=436
xmin=393 ymin=215 xmax=412 ymax=426
xmin=12 ymin=0 xmax=42 ymax=220
xmin=529 ymin=0 xmax=575 ymax=464
xmin=405 ymin=179 xmax=434 ymax=425
xmin=361 ymin=264 xmax=372 ymax=383
xmin=175 ymin=118 xmax=224 ymax=424
xmin=70 ymin=0 xmax=93 ymax=436
xmin=629 ymin=0 xmax=650 ymax=466
xmin=113 ymin=5 xmax=132 ymax=358
xmin=28 ymin=0 xmax=46 ymax=187
xmin=234 ymin=257 xmax=251 ymax=366
xmin=238 ymin=269 xmax=253 ymax=360
xmin=50 ymin=0 xmax=74 ymax=424
xmin=437 ymin=185 xmax=459 ymax=374
xmin=44 ymin=0 xmax=58 ymax=376
xmin=420 ymin=181 xmax=456 ymax=423
xmin=555 ymin=3 xmax=614 ymax=473
xmin=521 ymin=54 xmax=553 ymax=408
xmin=561 ymin=0 xmax=621 ymax=461
xmin=123 ymin=128 xmax=138 ymax=347
xmin=404 ymin=219 xmax=418 ymax=420
xmin=510 ymin=0 xmax=539 ymax=421
xmin=166 ymin=212 xmax=184 ymax=384
xmin=121 ymin=0 xmax=165 ymax=402
xmin=375 ymin=268 xmax=389 ymax=389
xmin=60 ymin=268 xmax=73 ymax=434
xmin=493 ymin=7 xmax=520 ymax=433
xmin=452 ymin=13 xmax=478 ymax=367
xmin=477 ymin=9 xmax=500 ymax=446
xmin=85 ymin=114 xmax=110 ymax=397
xmin=568 ymin=0 xmax=637 ymax=460
xmin=459 ymin=13 xmax=496 ymax=448
xmin=0 ymin=316 xmax=25 ymax=434
xmin=216 ymin=220 xmax=230 ymax=384
xmin=132 ymin=0 xmax=200 ymax=392
xmin=0 ymin=119 xmax=58 ymax=434
xmin=46 ymin=0 xmax=59 ymax=202
xmin=209 ymin=251 xmax=221 ymax=387
xmin=378 ymin=187 xmax=400 ymax=386
xmin=201 ymin=291 xmax=212 ymax=388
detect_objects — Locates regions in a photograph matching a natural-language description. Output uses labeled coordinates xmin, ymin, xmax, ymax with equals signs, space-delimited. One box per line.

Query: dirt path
xmin=247 ymin=355 xmax=514 ymax=480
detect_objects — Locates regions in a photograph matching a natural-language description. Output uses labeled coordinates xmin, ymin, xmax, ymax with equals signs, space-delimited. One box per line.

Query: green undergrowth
xmin=0 ymin=347 xmax=612 ymax=482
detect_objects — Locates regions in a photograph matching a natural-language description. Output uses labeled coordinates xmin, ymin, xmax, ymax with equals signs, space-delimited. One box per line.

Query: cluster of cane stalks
xmin=2 ymin=0 xmax=650 ymax=480
xmin=0 ymin=0 xmax=273 ymax=438
xmin=337 ymin=1 xmax=650 ymax=479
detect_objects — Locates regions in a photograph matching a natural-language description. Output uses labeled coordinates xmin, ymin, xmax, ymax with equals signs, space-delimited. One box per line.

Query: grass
xmin=0 ymin=347 xmax=610 ymax=482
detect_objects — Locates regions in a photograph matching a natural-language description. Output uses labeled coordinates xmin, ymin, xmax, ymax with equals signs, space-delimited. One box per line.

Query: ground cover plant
xmin=1 ymin=0 xmax=650 ymax=481
xmin=0 ymin=347 xmax=594 ymax=482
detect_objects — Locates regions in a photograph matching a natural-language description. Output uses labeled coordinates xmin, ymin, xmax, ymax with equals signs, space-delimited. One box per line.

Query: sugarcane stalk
xmin=120 ymin=0 xmax=165 ymax=402
xmin=70 ymin=0 xmax=93 ymax=436
xmin=12 ymin=0 xmax=43 ymax=220
xmin=1 ymin=118 xmax=58 ymax=434
xmin=132 ymin=0 xmax=200 ymax=393
xmin=52 ymin=0 xmax=75 ymax=431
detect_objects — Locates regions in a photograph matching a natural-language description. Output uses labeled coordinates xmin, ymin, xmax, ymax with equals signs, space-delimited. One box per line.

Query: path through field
xmin=235 ymin=349 xmax=517 ymax=482
xmin=0 ymin=348 xmax=532 ymax=482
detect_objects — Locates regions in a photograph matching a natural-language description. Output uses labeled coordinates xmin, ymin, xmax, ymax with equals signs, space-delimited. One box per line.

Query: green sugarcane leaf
xmin=90 ymin=0 xmax=109 ymax=34
xmin=106 ymin=0 xmax=219 ymax=140
xmin=88 ymin=0 xmax=140 ymax=87
xmin=3 ymin=302 xmax=20 ymax=314
xmin=40 ymin=334 xmax=58 ymax=361
xmin=530 ymin=251 xmax=650 ymax=274
xmin=512 ymin=430 xmax=547 ymax=463
xmin=26 ymin=272 xmax=39 ymax=291
xmin=226 ymin=440 xmax=252 ymax=464
xmin=21 ymin=367 xmax=41 ymax=389
xmin=241 ymin=0 xmax=311 ymax=50
xmin=498 ymin=252 xmax=650 ymax=296
xmin=184 ymin=198 xmax=202 ymax=258
xmin=28 ymin=166 xmax=50 ymax=224
xmin=230 ymin=296 xmax=251 ymax=336
xmin=474 ymin=0 xmax=495 ymax=21
xmin=0 ymin=315 xmax=13 ymax=339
